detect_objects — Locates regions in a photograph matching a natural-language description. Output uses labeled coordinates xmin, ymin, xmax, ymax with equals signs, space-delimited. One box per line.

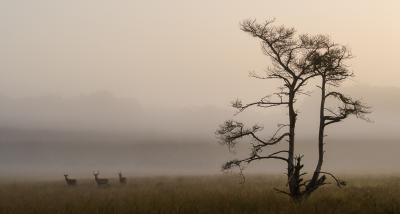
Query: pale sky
xmin=1 ymin=0 xmax=399 ymax=107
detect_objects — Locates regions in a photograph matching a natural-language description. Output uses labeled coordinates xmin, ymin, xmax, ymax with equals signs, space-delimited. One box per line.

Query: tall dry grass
xmin=1 ymin=174 xmax=400 ymax=213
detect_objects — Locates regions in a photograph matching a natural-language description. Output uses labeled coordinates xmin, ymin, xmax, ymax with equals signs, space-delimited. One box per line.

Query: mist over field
xmin=0 ymin=84 xmax=398 ymax=181
xmin=1 ymin=1 xmax=399 ymax=187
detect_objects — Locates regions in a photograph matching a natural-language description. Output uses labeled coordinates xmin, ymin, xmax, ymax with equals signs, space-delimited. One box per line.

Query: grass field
xmin=1 ymin=174 xmax=400 ymax=214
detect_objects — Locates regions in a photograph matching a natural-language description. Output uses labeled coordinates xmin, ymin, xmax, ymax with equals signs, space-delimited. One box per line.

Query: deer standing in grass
xmin=63 ymin=174 xmax=77 ymax=187
xmin=93 ymin=171 xmax=109 ymax=187
xmin=118 ymin=171 xmax=127 ymax=185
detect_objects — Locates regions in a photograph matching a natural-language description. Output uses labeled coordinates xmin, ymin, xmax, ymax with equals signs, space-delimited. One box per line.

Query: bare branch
xmin=317 ymin=172 xmax=347 ymax=188
xmin=324 ymin=92 xmax=372 ymax=126
xmin=248 ymin=125 xmax=290 ymax=158
xmin=324 ymin=107 xmax=339 ymax=117
xmin=231 ymin=98 xmax=289 ymax=115
xmin=215 ymin=120 xmax=264 ymax=153
xmin=273 ymin=188 xmax=291 ymax=196
xmin=244 ymin=155 xmax=289 ymax=164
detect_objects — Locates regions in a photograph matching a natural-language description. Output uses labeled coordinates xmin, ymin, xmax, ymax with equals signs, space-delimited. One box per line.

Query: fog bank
xmin=1 ymin=84 xmax=399 ymax=180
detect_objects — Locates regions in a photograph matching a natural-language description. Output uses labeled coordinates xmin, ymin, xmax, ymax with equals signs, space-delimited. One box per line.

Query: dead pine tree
xmin=215 ymin=18 xmax=371 ymax=201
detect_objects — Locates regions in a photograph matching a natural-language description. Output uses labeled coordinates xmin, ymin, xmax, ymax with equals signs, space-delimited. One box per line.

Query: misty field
xmin=1 ymin=174 xmax=400 ymax=214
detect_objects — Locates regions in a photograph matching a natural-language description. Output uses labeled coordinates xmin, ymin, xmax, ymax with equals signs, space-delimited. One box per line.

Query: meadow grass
xmin=1 ymin=174 xmax=400 ymax=213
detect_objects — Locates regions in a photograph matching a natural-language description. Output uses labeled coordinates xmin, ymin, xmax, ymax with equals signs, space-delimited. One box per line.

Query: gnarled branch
xmin=324 ymin=92 xmax=372 ymax=126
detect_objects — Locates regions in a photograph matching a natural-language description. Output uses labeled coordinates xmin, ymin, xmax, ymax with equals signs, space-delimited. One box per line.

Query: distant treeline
xmin=0 ymin=84 xmax=399 ymax=142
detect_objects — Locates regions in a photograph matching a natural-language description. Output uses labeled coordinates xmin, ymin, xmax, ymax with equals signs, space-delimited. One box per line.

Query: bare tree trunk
xmin=287 ymin=90 xmax=299 ymax=198
xmin=306 ymin=77 xmax=327 ymax=194
xmin=316 ymin=77 xmax=326 ymax=176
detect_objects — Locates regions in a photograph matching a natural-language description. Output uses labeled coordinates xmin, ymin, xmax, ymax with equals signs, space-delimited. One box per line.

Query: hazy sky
xmin=1 ymin=0 xmax=399 ymax=107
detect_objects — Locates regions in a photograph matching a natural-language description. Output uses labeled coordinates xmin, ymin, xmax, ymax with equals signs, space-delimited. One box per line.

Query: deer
xmin=63 ymin=174 xmax=77 ymax=187
xmin=93 ymin=171 xmax=110 ymax=187
xmin=118 ymin=171 xmax=127 ymax=185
